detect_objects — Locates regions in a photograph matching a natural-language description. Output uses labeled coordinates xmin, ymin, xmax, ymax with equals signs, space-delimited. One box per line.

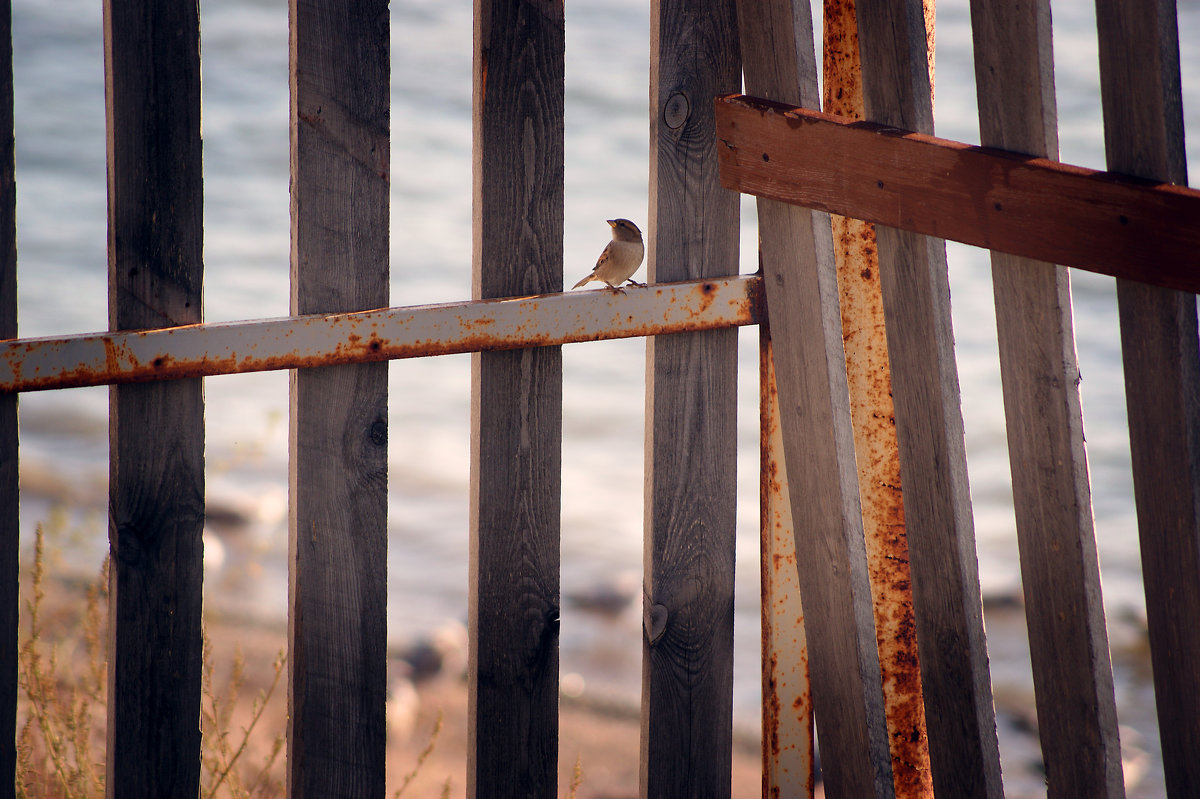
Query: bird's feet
xmin=624 ymin=279 xmax=646 ymax=288
xmin=605 ymin=284 xmax=627 ymax=295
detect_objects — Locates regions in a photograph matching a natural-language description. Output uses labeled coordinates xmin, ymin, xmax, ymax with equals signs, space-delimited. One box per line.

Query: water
xmin=10 ymin=0 xmax=1200 ymax=795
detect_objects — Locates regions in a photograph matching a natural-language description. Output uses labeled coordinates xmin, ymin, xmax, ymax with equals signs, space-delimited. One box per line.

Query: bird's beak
xmin=606 ymin=219 xmax=617 ymax=227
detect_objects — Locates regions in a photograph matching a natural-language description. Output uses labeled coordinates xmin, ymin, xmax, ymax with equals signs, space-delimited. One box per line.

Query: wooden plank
xmin=735 ymin=1 xmax=894 ymax=797
xmin=852 ymin=1 xmax=1004 ymax=797
xmin=468 ymin=0 xmax=564 ymax=795
xmin=641 ymin=0 xmax=740 ymax=795
xmin=287 ymin=1 xmax=389 ymax=796
xmin=971 ymin=3 xmax=1124 ymax=796
xmin=1095 ymin=3 xmax=1200 ymax=797
xmin=714 ymin=97 xmax=1200 ymax=292
xmin=0 ymin=0 xmax=16 ymax=793
xmin=102 ymin=0 xmax=205 ymax=794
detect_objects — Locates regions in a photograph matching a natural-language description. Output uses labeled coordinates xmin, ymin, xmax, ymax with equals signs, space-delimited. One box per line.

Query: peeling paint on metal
xmin=759 ymin=324 xmax=815 ymax=796
xmin=1 ymin=276 xmax=763 ymax=393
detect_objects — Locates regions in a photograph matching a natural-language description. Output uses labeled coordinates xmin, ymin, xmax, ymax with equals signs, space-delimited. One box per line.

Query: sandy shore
xmin=202 ymin=613 xmax=767 ymax=799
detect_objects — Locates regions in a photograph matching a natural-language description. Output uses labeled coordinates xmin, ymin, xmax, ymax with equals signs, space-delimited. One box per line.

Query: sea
xmin=9 ymin=0 xmax=1200 ymax=795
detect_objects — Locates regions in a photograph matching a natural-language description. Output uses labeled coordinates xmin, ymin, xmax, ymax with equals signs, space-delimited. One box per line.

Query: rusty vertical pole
xmin=760 ymin=319 xmax=814 ymax=796
xmin=823 ymin=1 xmax=933 ymax=795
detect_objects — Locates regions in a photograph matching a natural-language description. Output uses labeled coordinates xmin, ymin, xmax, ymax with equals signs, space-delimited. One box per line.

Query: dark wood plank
xmin=468 ymin=0 xmax=564 ymax=796
xmin=1095 ymin=3 xmax=1200 ymax=797
xmin=641 ymin=0 xmax=740 ymax=795
xmin=287 ymin=1 xmax=390 ymax=796
xmin=736 ymin=1 xmax=894 ymax=796
xmin=971 ymin=2 xmax=1124 ymax=796
xmin=102 ymin=0 xmax=205 ymax=794
xmin=853 ymin=1 xmax=1004 ymax=796
xmin=714 ymin=97 xmax=1200 ymax=292
xmin=0 ymin=1 xmax=16 ymax=793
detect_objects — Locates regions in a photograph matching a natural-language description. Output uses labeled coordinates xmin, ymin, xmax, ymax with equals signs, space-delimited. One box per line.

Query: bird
xmin=572 ymin=218 xmax=645 ymax=292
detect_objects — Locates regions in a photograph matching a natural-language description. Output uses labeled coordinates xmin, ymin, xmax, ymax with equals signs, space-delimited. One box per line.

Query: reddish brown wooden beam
xmin=715 ymin=94 xmax=1200 ymax=293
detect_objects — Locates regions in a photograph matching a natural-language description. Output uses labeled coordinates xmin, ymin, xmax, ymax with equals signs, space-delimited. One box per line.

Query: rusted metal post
xmin=0 ymin=277 xmax=762 ymax=393
xmin=759 ymin=322 xmax=814 ymax=796
xmin=823 ymin=0 xmax=933 ymax=795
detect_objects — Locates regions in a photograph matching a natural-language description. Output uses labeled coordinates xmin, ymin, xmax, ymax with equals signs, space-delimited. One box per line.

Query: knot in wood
xmin=664 ymin=92 xmax=690 ymax=129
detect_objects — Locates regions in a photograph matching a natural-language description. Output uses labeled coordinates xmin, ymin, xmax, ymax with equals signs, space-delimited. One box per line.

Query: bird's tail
xmin=572 ymin=273 xmax=593 ymax=289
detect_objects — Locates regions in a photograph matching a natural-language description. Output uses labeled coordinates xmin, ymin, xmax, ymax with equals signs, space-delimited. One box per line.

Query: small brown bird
xmin=572 ymin=219 xmax=645 ymax=292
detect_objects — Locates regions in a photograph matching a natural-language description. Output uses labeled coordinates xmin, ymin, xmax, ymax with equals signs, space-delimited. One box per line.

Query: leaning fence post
xmin=735 ymin=1 xmax=895 ymax=796
xmin=287 ymin=1 xmax=390 ymax=795
xmin=468 ymin=0 xmax=565 ymax=796
xmin=972 ymin=3 xmax=1124 ymax=796
xmin=854 ymin=0 xmax=1004 ymax=796
xmin=642 ymin=0 xmax=740 ymax=795
xmin=102 ymin=0 xmax=205 ymax=793
xmin=1095 ymin=3 xmax=1200 ymax=796
xmin=0 ymin=0 xmax=16 ymax=793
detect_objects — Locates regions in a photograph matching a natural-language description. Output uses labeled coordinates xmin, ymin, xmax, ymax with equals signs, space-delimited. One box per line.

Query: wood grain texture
xmin=714 ymin=97 xmax=1200 ymax=292
xmin=736 ymin=1 xmax=894 ymax=797
xmin=469 ymin=0 xmax=564 ymax=796
xmin=102 ymin=0 xmax=205 ymax=794
xmin=641 ymin=0 xmax=740 ymax=795
xmin=1095 ymin=3 xmax=1200 ymax=797
xmin=288 ymin=1 xmax=390 ymax=796
xmin=0 ymin=0 xmax=16 ymax=792
xmin=854 ymin=1 xmax=1004 ymax=796
xmin=972 ymin=3 xmax=1124 ymax=796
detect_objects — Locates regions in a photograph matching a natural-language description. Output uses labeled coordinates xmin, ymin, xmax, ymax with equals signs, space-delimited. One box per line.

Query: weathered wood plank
xmin=736 ymin=1 xmax=893 ymax=796
xmin=102 ymin=0 xmax=205 ymax=794
xmin=964 ymin=3 xmax=1123 ymax=791
xmin=1095 ymin=2 xmax=1200 ymax=797
xmin=971 ymin=3 xmax=1124 ymax=796
xmin=714 ymin=98 xmax=1200 ymax=292
xmin=641 ymin=0 xmax=740 ymax=795
xmin=288 ymin=1 xmax=390 ymax=796
xmin=0 ymin=0 xmax=16 ymax=793
xmin=853 ymin=1 xmax=1004 ymax=796
xmin=468 ymin=0 xmax=564 ymax=796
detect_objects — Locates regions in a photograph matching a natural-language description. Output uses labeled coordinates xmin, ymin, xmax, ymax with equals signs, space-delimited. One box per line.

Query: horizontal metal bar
xmin=716 ymin=94 xmax=1200 ymax=293
xmin=1 ymin=275 xmax=763 ymax=392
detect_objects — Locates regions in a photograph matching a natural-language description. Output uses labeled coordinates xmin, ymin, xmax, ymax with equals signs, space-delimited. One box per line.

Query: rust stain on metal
xmin=824 ymin=0 xmax=933 ymax=796
xmin=2 ymin=277 xmax=764 ymax=393
xmin=759 ymin=326 xmax=815 ymax=795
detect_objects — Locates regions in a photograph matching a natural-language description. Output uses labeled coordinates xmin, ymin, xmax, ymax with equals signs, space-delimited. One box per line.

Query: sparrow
xmin=572 ymin=218 xmax=645 ymax=292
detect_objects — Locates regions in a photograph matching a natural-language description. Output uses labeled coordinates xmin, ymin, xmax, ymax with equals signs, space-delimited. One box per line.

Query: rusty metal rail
xmin=0 ymin=275 xmax=763 ymax=392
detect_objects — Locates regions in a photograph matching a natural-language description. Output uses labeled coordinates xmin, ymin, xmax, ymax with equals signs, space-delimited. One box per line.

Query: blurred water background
xmin=10 ymin=0 xmax=1200 ymax=795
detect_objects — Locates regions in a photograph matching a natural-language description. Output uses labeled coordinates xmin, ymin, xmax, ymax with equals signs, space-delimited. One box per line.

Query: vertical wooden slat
xmin=641 ymin=0 xmax=740 ymax=795
xmin=1095 ymin=3 xmax=1200 ymax=797
xmin=971 ymin=2 xmax=1125 ymax=796
xmin=735 ymin=1 xmax=894 ymax=797
xmin=288 ymin=1 xmax=390 ymax=796
xmin=468 ymin=0 xmax=564 ymax=796
xmin=103 ymin=0 xmax=205 ymax=794
xmin=853 ymin=1 xmax=1004 ymax=797
xmin=0 ymin=1 xmax=16 ymax=794
xmin=822 ymin=1 xmax=933 ymax=794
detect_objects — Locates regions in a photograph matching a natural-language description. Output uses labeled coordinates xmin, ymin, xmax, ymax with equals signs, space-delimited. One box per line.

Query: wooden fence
xmin=2 ymin=0 xmax=1199 ymax=798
